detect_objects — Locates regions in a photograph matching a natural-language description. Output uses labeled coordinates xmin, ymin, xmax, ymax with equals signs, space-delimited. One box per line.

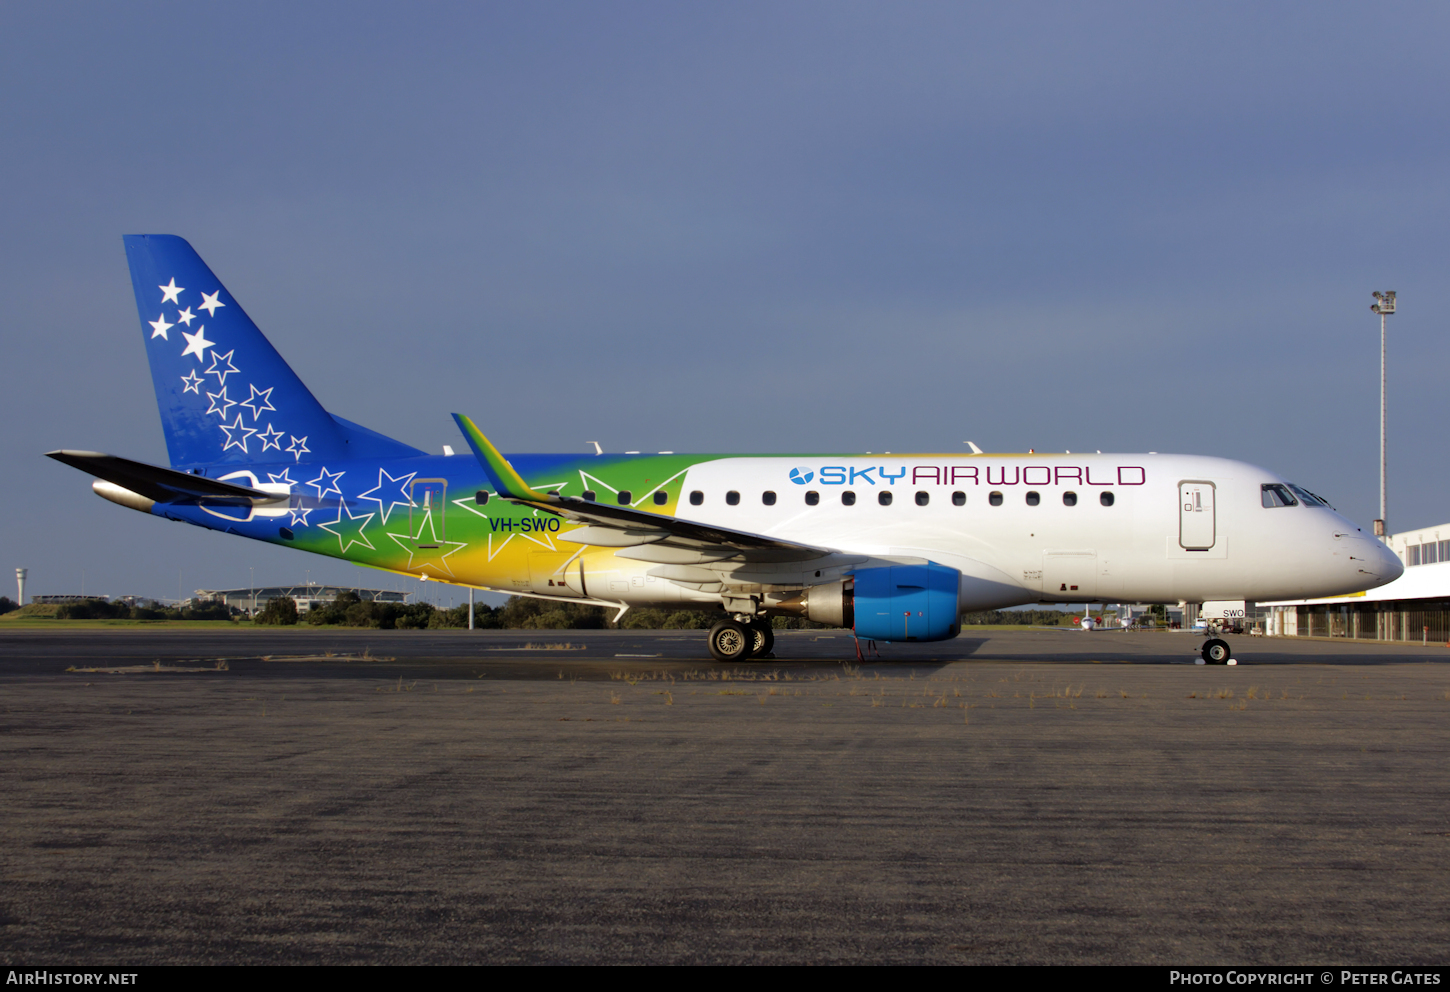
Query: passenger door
xmin=1178 ymin=481 xmax=1216 ymax=551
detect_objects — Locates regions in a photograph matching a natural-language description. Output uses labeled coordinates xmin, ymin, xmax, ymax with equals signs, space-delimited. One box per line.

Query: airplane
xmin=47 ymin=235 xmax=1405 ymax=664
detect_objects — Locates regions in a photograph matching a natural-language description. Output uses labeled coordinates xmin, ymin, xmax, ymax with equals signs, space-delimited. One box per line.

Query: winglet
xmin=452 ymin=414 xmax=550 ymax=501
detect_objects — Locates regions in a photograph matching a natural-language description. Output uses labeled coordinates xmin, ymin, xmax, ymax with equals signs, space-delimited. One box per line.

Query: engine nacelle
xmin=803 ymin=562 xmax=962 ymax=641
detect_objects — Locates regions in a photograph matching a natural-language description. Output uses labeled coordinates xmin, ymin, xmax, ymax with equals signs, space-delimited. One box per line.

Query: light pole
xmin=250 ymin=566 xmax=256 ymax=617
xmin=1371 ymin=291 xmax=1396 ymax=539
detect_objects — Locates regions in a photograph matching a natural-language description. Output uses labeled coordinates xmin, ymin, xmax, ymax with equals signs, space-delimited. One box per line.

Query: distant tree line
xmin=50 ymin=599 xmax=236 ymax=620
xmin=0 ymin=596 xmax=18 ymax=615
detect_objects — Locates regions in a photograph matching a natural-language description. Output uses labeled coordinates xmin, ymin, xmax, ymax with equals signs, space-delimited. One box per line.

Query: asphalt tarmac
xmin=2 ymin=627 xmax=1448 ymax=964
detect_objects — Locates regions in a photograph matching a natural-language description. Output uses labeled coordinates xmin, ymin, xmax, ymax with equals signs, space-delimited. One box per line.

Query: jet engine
xmin=804 ymin=562 xmax=961 ymax=641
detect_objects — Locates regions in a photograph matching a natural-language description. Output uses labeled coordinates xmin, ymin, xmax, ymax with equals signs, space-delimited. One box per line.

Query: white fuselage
xmin=570 ymin=453 xmax=1402 ymax=611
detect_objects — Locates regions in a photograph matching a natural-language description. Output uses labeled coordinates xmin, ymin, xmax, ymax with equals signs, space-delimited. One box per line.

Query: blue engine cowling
xmin=852 ymin=562 xmax=961 ymax=642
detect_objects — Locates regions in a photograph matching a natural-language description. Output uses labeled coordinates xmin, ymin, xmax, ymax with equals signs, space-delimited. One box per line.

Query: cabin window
xmin=952 ymin=491 xmax=966 ymax=506
xmin=475 ymin=490 xmax=489 ymax=506
xmin=582 ymin=490 xmax=596 ymax=502
xmin=1288 ymin=484 xmax=1329 ymax=508
xmin=879 ymin=491 xmax=893 ymax=506
xmin=726 ymin=490 xmax=740 ymax=506
xmin=805 ymin=491 xmax=820 ymax=506
xmin=762 ymin=491 xmax=777 ymax=506
xmin=1062 ymin=492 xmax=1077 ymax=506
xmin=1100 ymin=491 xmax=1115 ymax=507
xmin=1261 ymin=484 xmax=1297 ymax=508
xmin=989 ymin=491 xmax=1003 ymax=506
xmin=842 ymin=491 xmax=856 ymax=506
xmin=689 ymin=490 xmax=703 ymax=506
xmin=653 ymin=490 xmax=668 ymax=505
xmin=617 ymin=490 xmax=632 ymax=505
xmin=915 ymin=491 xmax=929 ymax=506
xmin=1025 ymin=491 xmax=1040 ymax=506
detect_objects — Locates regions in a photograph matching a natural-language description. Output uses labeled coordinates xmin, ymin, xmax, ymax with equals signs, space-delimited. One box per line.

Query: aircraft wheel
xmin=1201 ymin=638 xmax=1231 ymax=665
xmin=708 ymin=620 xmax=753 ymax=663
xmin=746 ymin=620 xmax=774 ymax=658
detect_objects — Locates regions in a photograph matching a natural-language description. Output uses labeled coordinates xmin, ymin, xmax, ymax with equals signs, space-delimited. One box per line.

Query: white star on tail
xmin=205 ymin=349 xmax=240 ymax=386
xmin=319 ymin=502 xmax=376 ymax=554
xmin=148 ymin=314 xmax=173 ymax=340
xmin=239 ymin=383 xmax=275 ymax=420
xmin=205 ymin=386 xmax=235 ymax=418
xmin=385 ymin=521 xmax=467 ymax=578
xmin=357 ymin=468 xmax=417 ymax=525
xmin=306 ymin=466 xmax=344 ymax=498
xmin=176 ymin=307 xmax=195 ymax=326
xmin=159 ymin=278 xmax=183 ymax=304
xmin=180 ymin=325 xmax=214 ymax=361
xmin=179 ymin=371 xmax=204 ymax=394
xmin=256 ymin=424 xmax=285 ymax=452
xmin=286 ymin=435 xmax=310 ymax=462
xmin=218 ymin=413 xmax=256 ymax=453
xmin=199 ymin=290 xmax=225 ymax=316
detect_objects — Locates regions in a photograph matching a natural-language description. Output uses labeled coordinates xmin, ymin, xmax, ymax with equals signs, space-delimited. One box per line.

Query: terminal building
xmin=193 ymin=584 xmax=411 ymax=615
xmin=1262 ymin=521 xmax=1450 ymax=643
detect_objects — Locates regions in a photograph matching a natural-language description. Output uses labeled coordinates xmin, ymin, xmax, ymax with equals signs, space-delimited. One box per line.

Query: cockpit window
xmin=1261 ymin=484 xmax=1298 ymax=508
xmin=1288 ymin=484 xmax=1334 ymax=509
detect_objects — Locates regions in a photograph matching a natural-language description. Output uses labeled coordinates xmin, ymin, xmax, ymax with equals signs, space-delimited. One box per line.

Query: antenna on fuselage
xmin=964 ymin=441 xmax=983 ymax=454
xmin=587 ymin=441 xmax=602 ymax=456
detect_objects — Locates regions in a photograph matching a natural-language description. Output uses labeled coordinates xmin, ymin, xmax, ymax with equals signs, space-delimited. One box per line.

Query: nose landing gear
xmin=1199 ymin=637 xmax=1235 ymax=665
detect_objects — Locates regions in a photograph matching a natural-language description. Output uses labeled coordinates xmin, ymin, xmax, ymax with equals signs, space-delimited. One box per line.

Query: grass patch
xmin=0 ymin=615 xmax=251 ymax=628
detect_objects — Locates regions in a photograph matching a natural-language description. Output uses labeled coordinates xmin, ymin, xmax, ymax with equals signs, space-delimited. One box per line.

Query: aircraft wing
xmin=452 ymin=414 xmax=833 ymax=563
xmin=46 ymin=450 xmax=278 ymax=505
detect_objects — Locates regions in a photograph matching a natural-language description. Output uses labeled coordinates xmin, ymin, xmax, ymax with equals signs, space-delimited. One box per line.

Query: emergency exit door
xmin=1179 ymin=481 xmax=1216 ymax=550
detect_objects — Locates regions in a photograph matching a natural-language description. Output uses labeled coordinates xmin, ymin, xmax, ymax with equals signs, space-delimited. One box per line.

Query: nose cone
xmin=1373 ymin=539 xmax=1405 ymax=584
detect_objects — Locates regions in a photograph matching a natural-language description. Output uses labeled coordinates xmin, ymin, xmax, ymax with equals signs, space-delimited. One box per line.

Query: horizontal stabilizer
xmin=46 ymin=450 xmax=277 ymax=505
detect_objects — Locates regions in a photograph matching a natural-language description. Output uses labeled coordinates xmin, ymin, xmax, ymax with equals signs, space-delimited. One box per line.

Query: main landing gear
xmin=1199 ymin=637 xmax=1234 ymax=665
xmin=707 ymin=617 xmax=774 ymax=663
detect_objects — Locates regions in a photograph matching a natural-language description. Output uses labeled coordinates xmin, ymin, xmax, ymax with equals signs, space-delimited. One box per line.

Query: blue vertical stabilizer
xmin=122 ymin=235 xmax=421 ymax=468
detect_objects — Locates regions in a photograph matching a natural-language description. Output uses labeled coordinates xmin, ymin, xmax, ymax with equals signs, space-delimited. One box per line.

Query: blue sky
xmin=2 ymin=2 xmax=1447 ymax=604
